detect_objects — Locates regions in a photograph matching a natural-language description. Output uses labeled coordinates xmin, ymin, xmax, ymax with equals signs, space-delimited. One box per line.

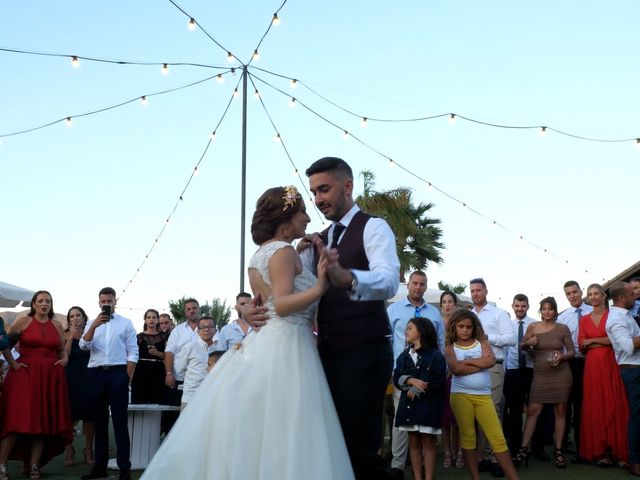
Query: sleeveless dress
xmin=528 ymin=323 xmax=573 ymax=404
xmin=579 ymin=312 xmax=628 ymax=461
xmin=1 ymin=318 xmax=73 ymax=466
xmin=140 ymin=241 xmax=355 ymax=480
xmin=64 ymin=337 xmax=93 ymax=421
xmin=131 ymin=331 xmax=167 ymax=404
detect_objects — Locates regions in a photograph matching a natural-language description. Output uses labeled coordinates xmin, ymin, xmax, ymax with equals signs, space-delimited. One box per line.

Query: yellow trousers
xmin=450 ymin=393 xmax=508 ymax=453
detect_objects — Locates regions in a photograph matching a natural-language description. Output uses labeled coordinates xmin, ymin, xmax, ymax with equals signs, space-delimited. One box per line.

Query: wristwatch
xmin=349 ymin=272 xmax=359 ymax=293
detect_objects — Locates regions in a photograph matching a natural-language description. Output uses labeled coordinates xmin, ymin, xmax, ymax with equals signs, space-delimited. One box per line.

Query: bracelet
xmin=166 ymin=372 xmax=173 ymax=376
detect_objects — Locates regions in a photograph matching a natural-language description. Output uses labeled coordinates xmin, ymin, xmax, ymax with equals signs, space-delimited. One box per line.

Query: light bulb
xmin=140 ymin=96 xmax=148 ymax=106
xmin=194 ymin=166 xmax=199 ymax=176
xmin=233 ymin=88 xmax=239 ymax=97
xmin=388 ymin=158 xmax=395 ymax=167
xmin=252 ymin=50 xmax=259 ymax=61
xmin=217 ymin=74 xmax=224 ymax=84
xmin=275 ymin=133 xmax=281 ymax=143
xmin=188 ymin=18 xmax=196 ymax=30
xmin=343 ymin=131 xmax=349 ymax=140
xmin=361 ymin=117 xmax=368 ymax=127
xmin=635 ymin=138 xmax=640 ymax=150
xmin=209 ymin=131 xmax=216 ymax=140
xmin=539 ymin=126 xmax=547 ymax=138
xmin=227 ymin=52 xmax=234 ymax=63
xmin=448 ymin=113 xmax=456 ymax=125
xmin=71 ymin=56 xmax=80 ymax=68
xmin=290 ymin=79 xmax=297 ymax=89
xmin=254 ymin=89 xmax=260 ymax=98
xmin=293 ymin=168 xmax=298 ymax=177
xmin=162 ymin=63 xmax=169 ymax=75
xmin=288 ymin=97 xmax=296 ymax=107
xmin=272 ymin=13 xmax=280 ymax=25
xmin=65 ymin=117 xmax=73 ymax=127
xmin=165 ymin=218 xmax=171 ymax=227
xmin=427 ymin=182 xmax=433 ymax=190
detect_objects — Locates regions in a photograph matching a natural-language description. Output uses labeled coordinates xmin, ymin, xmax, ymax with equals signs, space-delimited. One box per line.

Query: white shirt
xmin=605 ymin=306 xmax=640 ymax=366
xmin=177 ymin=338 xmax=216 ymax=403
xmin=474 ymin=304 xmax=515 ymax=362
xmin=166 ymin=321 xmax=200 ymax=379
xmin=80 ymin=313 xmax=139 ymax=367
xmin=300 ymin=204 xmax=400 ymax=301
xmin=557 ymin=303 xmax=593 ymax=358
xmin=504 ymin=316 xmax=536 ymax=370
xmin=451 ymin=341 xmax=490 ymax=395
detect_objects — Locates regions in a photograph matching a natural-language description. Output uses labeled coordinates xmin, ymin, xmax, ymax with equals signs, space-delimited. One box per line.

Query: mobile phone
xmin=101 ymin=304 xmax=113 ymax=322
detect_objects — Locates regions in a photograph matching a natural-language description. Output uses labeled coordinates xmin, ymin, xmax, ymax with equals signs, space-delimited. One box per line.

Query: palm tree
xmin=355 ymin=170 xmax=444 ymax=283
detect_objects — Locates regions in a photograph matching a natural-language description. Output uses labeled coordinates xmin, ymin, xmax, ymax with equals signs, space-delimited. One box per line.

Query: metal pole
xmin=239 ymin=66 xmax=248 ymax=292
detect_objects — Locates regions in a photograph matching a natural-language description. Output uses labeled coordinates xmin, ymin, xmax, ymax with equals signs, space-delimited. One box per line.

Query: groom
xmin=302 ymin=157 xmax=399 ymax=479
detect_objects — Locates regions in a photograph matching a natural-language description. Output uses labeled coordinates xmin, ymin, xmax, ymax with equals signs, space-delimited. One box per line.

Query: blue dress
xmin=64 ymin=337 xmax=93 ymax=421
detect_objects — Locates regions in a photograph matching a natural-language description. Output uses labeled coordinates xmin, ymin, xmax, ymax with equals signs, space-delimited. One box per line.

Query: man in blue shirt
xmin=215 ymin=292 xmax=253 ymax=351
xmin=387 ymin=271 xmax=443 ymax=479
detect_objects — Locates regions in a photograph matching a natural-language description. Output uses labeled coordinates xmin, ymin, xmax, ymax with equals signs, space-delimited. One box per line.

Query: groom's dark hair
xmin=305 ymin=157 xmax=353 ymax=179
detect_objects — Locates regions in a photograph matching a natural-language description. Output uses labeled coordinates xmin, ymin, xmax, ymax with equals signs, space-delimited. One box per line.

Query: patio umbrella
xmin=0 ymin=281 xmax=35 ymax=308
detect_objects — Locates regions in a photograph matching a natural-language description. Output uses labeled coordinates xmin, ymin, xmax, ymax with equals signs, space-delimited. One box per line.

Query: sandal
xmin=29 ymin=464 xmax=40 ymax=480
xmin=455 ymin=448 xmax=465 ymax=468
xmin=554 ymin=448 xmax=567 ymax=469
xmin=443 ymin=450 xmax=452 ymax=468
xmin=513 ymin=446 xmax=529 ymax=468
xmin=597 ymin=458 xmax=614 ymax=468
xmin=0 ymin=463 xmax=9 ymax=480
xmin=84 ymin=447 xmax=95 ymax=465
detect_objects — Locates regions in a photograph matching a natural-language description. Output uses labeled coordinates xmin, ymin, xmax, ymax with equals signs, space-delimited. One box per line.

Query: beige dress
xmin=529 ymin=323 xmax=574 ymax=404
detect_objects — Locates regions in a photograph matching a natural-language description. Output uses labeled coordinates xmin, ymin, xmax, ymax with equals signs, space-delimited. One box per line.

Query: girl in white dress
xmin=140 ymin=186 xmax=355 ymax=480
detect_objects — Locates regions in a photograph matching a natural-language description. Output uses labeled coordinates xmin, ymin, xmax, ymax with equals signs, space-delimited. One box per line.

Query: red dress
xmin=579 ymin=311 xmax=628 ymax=462
xmin=1 ymin=318 xmax=73 ymax=466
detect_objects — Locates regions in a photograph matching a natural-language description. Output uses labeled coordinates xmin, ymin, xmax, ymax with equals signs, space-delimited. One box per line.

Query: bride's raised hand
xmin=316 ymin=249 xmax=331 ymax=293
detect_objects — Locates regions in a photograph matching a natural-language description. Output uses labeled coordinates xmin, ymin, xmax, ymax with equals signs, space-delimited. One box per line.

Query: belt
xmin=620 ymin=364 xmax=640 ymax=369
xmin=139 ymin=358 xmax=163 ymax=363
xmin=92 ymin=365 xmax=126 ymax=371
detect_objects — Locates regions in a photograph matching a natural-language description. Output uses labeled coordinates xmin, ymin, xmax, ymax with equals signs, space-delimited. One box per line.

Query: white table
xmin=108 ymin=404 xmax=181 ymax=471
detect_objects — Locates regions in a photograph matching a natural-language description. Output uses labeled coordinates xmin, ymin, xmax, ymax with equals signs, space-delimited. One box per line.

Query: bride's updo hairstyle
xmin=251 ymin=186 xmax=303 ymax=244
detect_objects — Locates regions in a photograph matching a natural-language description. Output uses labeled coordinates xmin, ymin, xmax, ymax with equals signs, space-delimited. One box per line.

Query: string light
xmin=539 ymin=126 xmax=547 ymax=138
xmin=233 ymin=88 xmax=239 ymax=97
xmin=274 ymin=133 xmax=281 ymax=143
xmin=227 ymin=52 xmax=234 ymax=63
xmin=361 ymin=117 xmax=368 ymax=127
xmin=448 ymin=113 xmax=456 ymax=125
xmin=288 ymin=97 xmax=296 ymax=107
xmin=188 ymin=18 xmax=196 ymax=30
xmin=193 ymin=166 xmax=199 ymax=176
xmin=272 ymin=13 xmax=280 ymax=26
xmin=388 ymin=158 xmax=395 ymax=167
xmin=209 ymin=131 xmax=216 ymax=140
xmin=216 ymin=74 xmax=224 ymax=84
xmin=65 ymin=117 xmax=72 ymax=127
xmin=254 ymin=89 xmax=260 ymax=98
xmin=161 ymin=63 xmax=169 ymax=75
xmin=290 ymin=79 xmax=297 ymax=89
xmin=343 ymin=130 xmax=350 ymax=140
xmin=71 ymin=56 xmax=80 ymax=68
xmin=636 ymin=138 xmax=640 ymax=149
xmin=140 ymin=96 xmax=148 ymax=106
xmin=252 ymin=50 xmax=260 ymax=61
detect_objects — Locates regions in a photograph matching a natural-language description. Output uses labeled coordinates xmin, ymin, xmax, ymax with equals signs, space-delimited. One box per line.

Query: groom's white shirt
xmin=300 ymin=204 xmax=399 ymax=301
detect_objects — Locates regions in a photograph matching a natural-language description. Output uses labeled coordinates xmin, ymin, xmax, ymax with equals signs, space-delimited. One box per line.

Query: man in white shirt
xmin=605 ymin=281 xmax=640 ymax=476
xmin=556 ymin=280 xmax=592 ymax=463
xmin=386 ymin=271 xmax=443 ymax=477
xmin=469 ymin=278 xmax=515 ymax=477
xmin=178 ymin=316 xmax=218 ymax=410
xmin=215 ymin=292 xmax=252 ymax=351
xmin=80 ymin=287 xmax=138 ymax=480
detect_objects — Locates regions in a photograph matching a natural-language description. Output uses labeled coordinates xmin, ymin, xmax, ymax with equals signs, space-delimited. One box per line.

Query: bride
xmin=140 ymin=185 xmax=355 ymax=480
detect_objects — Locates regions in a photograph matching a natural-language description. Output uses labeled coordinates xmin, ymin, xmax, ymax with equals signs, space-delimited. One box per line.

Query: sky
xmin=1 ymin=1 xmax=638 ymax=331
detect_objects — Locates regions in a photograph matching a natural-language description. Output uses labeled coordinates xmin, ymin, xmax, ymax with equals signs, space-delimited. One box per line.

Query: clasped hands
xmin=406 ymin=378 xmax=428 ymax=400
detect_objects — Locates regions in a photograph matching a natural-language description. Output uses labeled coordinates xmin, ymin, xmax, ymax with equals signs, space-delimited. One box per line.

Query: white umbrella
xmin=0 ymin=281 xmax=35 ymax=308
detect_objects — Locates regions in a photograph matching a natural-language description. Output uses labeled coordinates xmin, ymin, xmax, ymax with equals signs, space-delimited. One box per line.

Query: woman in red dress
xmin=578 ymin=283 xmax=628 ymax=467
xmin=0 ymin=291 xmax=73 ymax=480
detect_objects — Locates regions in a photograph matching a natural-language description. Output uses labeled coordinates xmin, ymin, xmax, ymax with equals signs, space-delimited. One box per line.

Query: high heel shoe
xmin=513 ymin=446 xmax=529 ymax=468
xmin=0 ymin=463 xmax=9 ymax=480
xmin=455 ymin=448 xmax=465 ymax=468
xmin=29 ymin=464 xmax=40 ymax=480
xmin=554 ymin=448 xmax=567 ymax=469
xmin=443 ymin=450 xmax=452 ymax=468
xmin=84 ymin=448 xmax=95 ymax=465
xmin=64 ymin=445 xmax=75 ymax=466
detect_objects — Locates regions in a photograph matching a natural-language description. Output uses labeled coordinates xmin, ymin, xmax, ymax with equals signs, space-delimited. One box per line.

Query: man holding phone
xmin=80 ymin=287 xmax=138 ymax=480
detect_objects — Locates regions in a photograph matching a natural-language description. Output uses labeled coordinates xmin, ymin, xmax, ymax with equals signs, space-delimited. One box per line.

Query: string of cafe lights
xmin=250 ymin=71 xmax=608 ymax=282
xmin=247 ymin=75 xmax=325 ymax=225
xmin=0 ymin=70 xmax=236 ymax=138
xmin=117 ymin=75 xmax=243 ymax=300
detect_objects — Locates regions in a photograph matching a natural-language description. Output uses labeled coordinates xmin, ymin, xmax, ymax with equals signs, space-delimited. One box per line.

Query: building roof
xmin=603 ymin=259 xmax=640 ymax=289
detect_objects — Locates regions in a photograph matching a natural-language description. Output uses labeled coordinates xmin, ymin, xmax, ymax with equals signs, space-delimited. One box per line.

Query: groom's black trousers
xmin=320 ymin=338 xmax=393 ymax=480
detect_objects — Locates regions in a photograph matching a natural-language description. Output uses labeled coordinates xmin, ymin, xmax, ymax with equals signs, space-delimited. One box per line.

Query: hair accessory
xmin=282 ymin=185 xmax=300 ymax=211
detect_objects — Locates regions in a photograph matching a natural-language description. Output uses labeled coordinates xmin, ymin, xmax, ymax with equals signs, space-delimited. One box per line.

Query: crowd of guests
xmin=0 ymin=288 xmax=251 ymax=480
xmin=387 ymin=273 xmax=640 ymax=480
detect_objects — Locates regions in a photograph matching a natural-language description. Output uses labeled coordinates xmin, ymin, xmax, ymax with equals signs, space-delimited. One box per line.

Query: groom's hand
xmin=244 ymin=294 xmax=269 ymax=330
xmin=327 ymin=263 xmax=354 ymax=290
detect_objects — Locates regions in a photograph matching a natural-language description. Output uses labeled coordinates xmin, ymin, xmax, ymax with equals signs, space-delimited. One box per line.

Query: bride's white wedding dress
xmin=140 ymin=241 xmax=355 ymax=479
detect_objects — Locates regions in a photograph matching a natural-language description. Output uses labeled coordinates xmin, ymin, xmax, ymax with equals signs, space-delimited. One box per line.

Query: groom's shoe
xmin=389 ymin=467 xmax=404 ymax=480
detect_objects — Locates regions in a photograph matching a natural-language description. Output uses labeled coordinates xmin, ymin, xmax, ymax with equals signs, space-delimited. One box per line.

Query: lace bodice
xmin=248 ymin=240 xmax=318 ymax=326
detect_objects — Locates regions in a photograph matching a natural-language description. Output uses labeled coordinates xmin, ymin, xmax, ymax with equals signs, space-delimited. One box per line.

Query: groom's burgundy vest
xmin=316 ymin=210 xmax=390 ymax=352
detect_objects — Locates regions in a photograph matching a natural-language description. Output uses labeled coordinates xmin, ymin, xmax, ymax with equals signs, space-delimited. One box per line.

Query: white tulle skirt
xmin=141 ymin=317 xmax=355 ymax=480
